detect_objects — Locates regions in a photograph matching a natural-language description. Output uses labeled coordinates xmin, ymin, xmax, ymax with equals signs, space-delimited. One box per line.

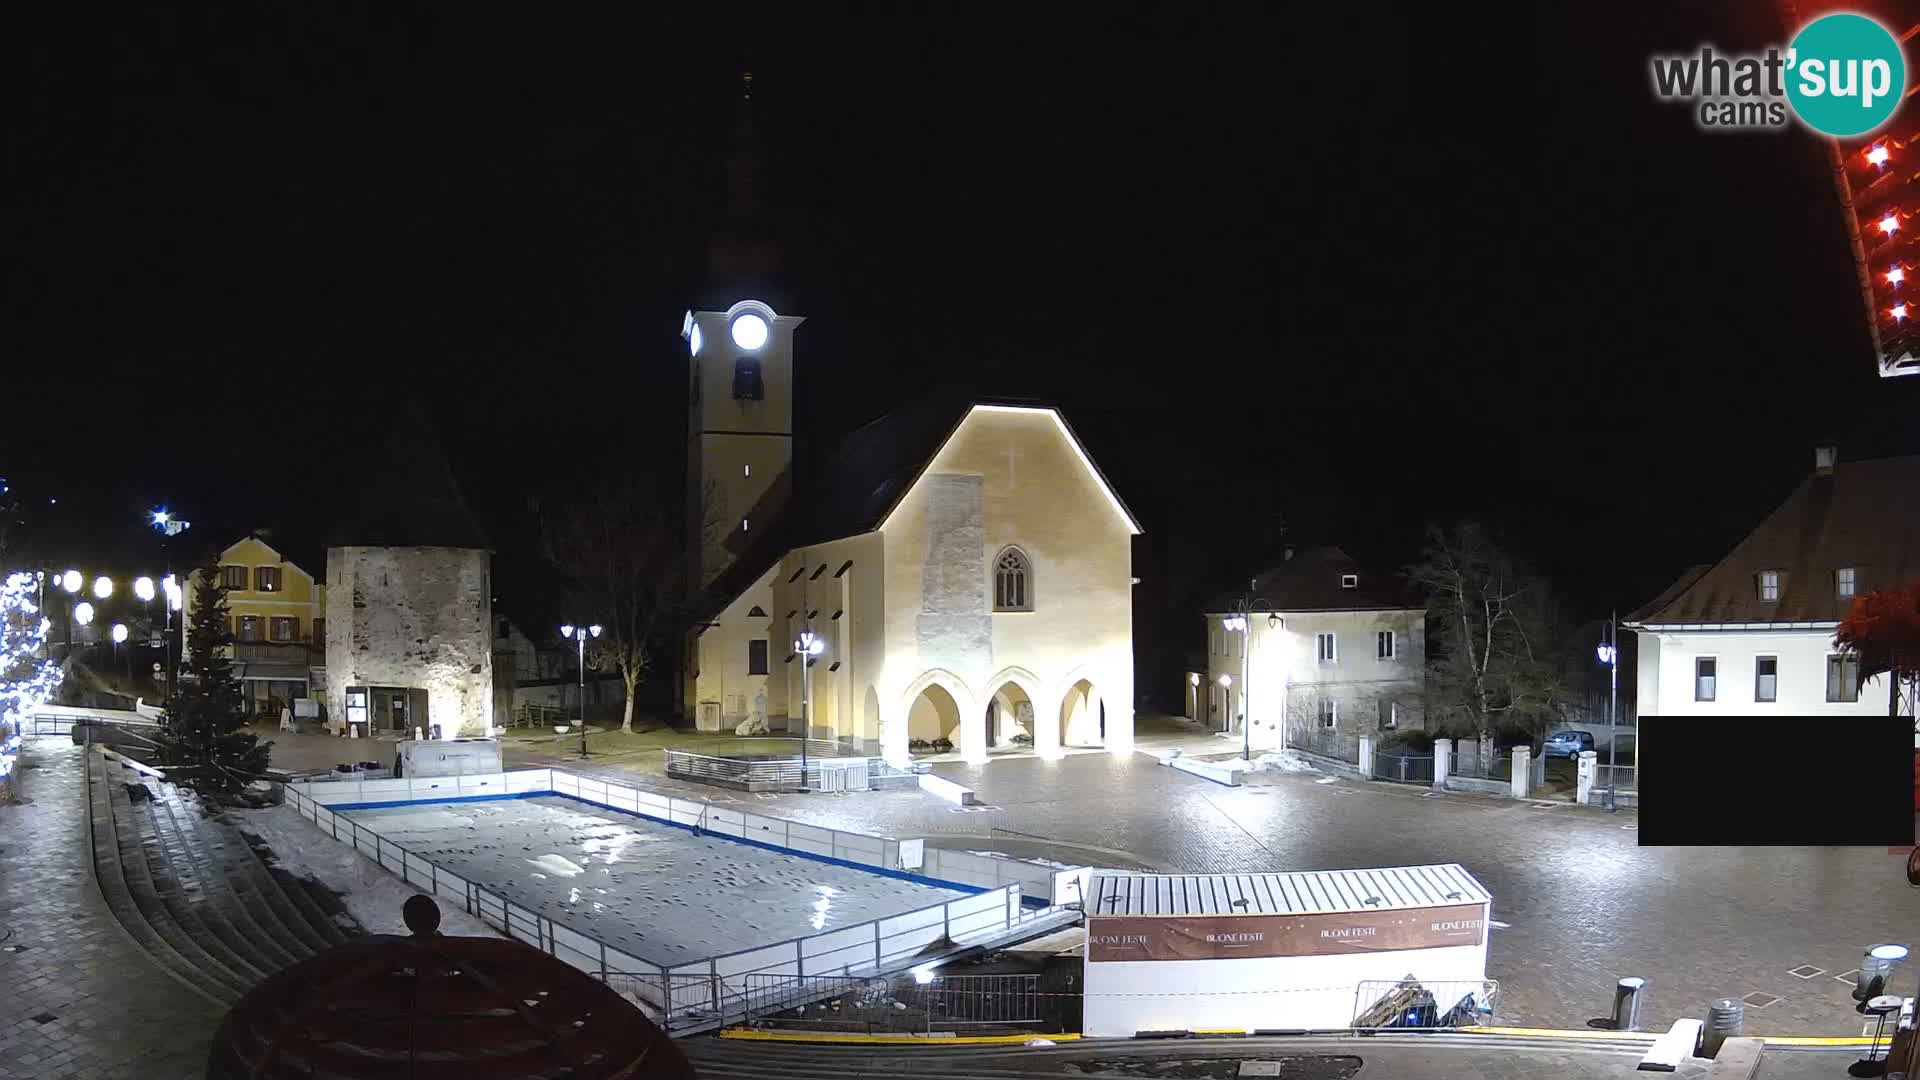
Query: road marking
xmin=1488 ymin=920 xmax=1512 ymax=929
xmin=1835 ymin=969 xmax=1860 ymax=984
xmin=1788 ymin=965 xmax=1826 ymax=979
xmin=1315 ymin=777 xmax=1340 ymax=785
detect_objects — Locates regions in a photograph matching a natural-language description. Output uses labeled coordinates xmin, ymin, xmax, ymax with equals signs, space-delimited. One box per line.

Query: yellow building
xmin=186 ymin=534 xmax=327 ymax=720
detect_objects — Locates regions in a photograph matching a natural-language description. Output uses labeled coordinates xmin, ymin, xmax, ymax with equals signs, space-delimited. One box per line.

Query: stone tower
xmin=685 ymin=71 xmax=804 ymax=590
xmin=324 ymin=435 xmax=494 ymax=740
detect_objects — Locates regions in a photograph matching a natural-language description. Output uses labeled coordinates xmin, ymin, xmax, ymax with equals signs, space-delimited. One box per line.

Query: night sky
xmin=8 ymin=3 xmax=1920 ymax=702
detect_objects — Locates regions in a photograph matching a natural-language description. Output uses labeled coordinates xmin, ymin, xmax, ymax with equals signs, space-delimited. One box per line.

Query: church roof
xmin=1624 ymin=451 xmax=1920 ymax=626
xmin=1202 ymin=545 xmax=1419 ymax=614
xmin=704 ymin=395 xmax=1138 ymax=609
xmin=325 ymin=430 xmax=492 ymax=551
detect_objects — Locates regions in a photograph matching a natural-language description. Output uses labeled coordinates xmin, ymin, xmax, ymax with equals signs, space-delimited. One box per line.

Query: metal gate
xmin=743 ymin=972 xmax=1064 ymax=1035
xmin=1372 ymin=751 xmax=1435 ymax=785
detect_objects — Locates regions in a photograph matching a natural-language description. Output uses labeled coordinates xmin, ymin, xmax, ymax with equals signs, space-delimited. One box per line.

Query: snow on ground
xmin=1256 ymin=750 xmax=1322 ymax=774
xmin=231 ymin=803 xmax=499 ymax=939
xmin=342 ymin=795 xmax=970 ymax=968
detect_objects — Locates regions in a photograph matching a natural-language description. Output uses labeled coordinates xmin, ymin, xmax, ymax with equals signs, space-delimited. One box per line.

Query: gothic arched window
xmin=993 ymin=546 xmax=1033 ymax=612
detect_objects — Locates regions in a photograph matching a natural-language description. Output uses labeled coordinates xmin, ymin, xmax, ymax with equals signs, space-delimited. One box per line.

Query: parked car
xmin=1541 ymin=730 xmax=1596 ymax=760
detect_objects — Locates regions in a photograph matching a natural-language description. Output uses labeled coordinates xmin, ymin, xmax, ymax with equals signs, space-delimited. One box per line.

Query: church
xmin=678 ymin=78 xmax=1140 ymax=768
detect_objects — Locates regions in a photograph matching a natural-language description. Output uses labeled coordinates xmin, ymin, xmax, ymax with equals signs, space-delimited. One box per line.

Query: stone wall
xmin=324 ymin=546 xmax=493 ymax=738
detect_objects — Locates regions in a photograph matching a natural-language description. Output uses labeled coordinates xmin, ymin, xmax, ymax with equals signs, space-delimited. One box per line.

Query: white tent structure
xmin=1082 ymin=864 xmax=1493 ymax=1036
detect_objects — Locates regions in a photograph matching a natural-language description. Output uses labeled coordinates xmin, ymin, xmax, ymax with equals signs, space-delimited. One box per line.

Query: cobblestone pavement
xmin=0 ymin=740 xmax=220 ymax=1079
xmin=510 ymin=742 xmax=1920 ymax=1038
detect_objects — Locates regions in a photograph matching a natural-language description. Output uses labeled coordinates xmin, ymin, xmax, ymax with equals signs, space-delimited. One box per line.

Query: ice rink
xmin=342 ymin=795 xmax=969 ymax=967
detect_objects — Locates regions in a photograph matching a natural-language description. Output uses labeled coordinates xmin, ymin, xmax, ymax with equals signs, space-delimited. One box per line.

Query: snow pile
xmin=232 ymin=803 xmax=500 ymax=939
xmin=1255 ymin=751 xmax=1322 ymax=774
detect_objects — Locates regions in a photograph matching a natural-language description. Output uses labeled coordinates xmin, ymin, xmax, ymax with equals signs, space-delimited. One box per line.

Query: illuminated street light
xmin=111 ymin=623 xmax=128 ymax=644
xmin=1217 ymin=673 xmax=1232 ymax=687
xmin=795 ymin=629 xmax=828 ymax=784
xmin=73 ymin=601 xmax=94 ymax=626
xmin=560 ymin=623 xmax=603 ymax=756
xmin=133 ymin=577 xmax=155 ymax=602
xmin=60 ymin=570 xmax=81 ymax=594
xmin=162 ymin=575 xmax=182 ymax=611
xmin=93 ymin=576 xmax=113 ymax=600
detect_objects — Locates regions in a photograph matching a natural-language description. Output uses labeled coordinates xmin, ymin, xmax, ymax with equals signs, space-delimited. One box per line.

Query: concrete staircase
xmin=85 ymin=749 xmax=360 ymax=1008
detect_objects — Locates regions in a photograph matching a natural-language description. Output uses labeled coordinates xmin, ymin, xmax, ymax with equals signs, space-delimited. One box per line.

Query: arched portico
xmin=898 ymin=669 xmax=983 ymax=763
xmin=1057 ymin=673 xmax=1105 ymax=750
xmin=981 ymin=665 xmax=1044 ymax=756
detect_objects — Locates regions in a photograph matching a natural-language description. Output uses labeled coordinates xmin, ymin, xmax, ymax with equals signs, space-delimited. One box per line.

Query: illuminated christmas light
xmin=1880 ymin=213 xmax=1900 ymax=235
xmin=1869 ymin=144 xmax=1891 ymax=166
xmin=1 ymin=571 xmax=67 ymax=786
xmin=1889 ymin=267 xmax=1906 ymax=285
xmin=1893 ymin=303 xmax=1909 ymax=321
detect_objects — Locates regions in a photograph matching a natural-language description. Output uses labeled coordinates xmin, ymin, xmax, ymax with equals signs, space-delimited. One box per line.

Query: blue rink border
xmin=319 ymin=787 xmax=1048 ymax=904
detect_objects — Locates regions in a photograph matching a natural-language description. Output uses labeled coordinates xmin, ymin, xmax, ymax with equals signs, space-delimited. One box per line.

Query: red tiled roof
xmin=1626 ymin=454 xmax=1920 ymax=626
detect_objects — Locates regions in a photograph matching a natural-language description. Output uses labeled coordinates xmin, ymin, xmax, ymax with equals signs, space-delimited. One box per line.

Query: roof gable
xmin=218 ymin=535 xmax=321 ymax=583
xmin=1205 ymin=546 xmax=1416 ymax=613
xmin=1626 ymin=454 xmax=1920 ymax=626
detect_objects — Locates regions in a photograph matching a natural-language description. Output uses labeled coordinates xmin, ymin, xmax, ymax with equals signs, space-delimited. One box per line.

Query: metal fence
xmin=664 ymin=747 xmax=916 ymax=793
xmin=741 ymin=972 xmax=1070 ymax=1035
xmin=1287 ymin=726 xmax=1361 ymax=764
xmin=1596 ymin=763 xmax=1637 ymax=792
xmin=1372 ymin=751 xmax=1435 ymax=785
xmin=1352 ymin=978 xmax=1499 ymax=1028
xmin=1448 ymin=746 xmax=1512 ymax=781
xmin=283 ymin=767 xmax=1082 ymax=1035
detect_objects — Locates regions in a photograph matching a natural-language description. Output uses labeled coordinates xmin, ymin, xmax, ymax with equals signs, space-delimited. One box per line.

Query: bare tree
xmin=1407 ymin=521 xmax=1574 ymax=741
xmin=544 ymin=478 xmax=722 ymax=733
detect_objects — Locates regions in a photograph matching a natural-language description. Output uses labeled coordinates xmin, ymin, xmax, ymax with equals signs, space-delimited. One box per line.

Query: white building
xmin=1624 ymin=447 xmax=1918 ymax=724
xmin=1202 ymin=546 xmax=1426 ymax=754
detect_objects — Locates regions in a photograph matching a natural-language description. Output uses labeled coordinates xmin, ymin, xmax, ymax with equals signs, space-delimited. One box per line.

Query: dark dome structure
xmin=205 ymin=897 xmax=694 ymax=1079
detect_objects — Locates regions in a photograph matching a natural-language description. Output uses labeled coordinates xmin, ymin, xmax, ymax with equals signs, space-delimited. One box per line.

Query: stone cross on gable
xmin=1005 ymin=442 xmax=1019 ymax=487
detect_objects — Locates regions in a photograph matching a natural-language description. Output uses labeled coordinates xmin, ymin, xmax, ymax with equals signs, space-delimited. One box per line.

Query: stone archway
xmin=981 ymin=666 xmax=1045 ymax=756
xmin=1058 ymin=677 xmax=1105 ymax=749
xmin=899 ymin=670 xmax=982 ymax=763
xmin=860 ymin=685 xmax=881 ymax=754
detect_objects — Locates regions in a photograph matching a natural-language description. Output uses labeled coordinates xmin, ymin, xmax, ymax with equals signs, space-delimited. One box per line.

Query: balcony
xmin=229 ymin=641 xmax=324 ymax=664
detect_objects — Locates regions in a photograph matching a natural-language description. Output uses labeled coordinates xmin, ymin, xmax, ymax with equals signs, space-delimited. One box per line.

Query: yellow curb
xmin=717 ymin=1028 xmax=1082 ymax=1045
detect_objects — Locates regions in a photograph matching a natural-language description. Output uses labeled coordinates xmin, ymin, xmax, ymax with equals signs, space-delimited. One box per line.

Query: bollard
xmin=1858 ymin=945 xmax=1911 ymax=1003
xmin=1612 ymin=977 xmax=1647 ymax=1031
xmin=1699 ymin=998 xmax=1743 ymax=1058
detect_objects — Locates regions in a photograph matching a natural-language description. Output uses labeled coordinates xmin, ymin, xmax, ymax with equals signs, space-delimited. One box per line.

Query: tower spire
xmin=706 ymin=68 xmax=779 ymax=298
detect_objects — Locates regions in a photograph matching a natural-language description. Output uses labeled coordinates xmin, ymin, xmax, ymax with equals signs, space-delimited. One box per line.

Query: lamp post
xmin=1222 ymin=579 xmax=1283 ymax=762
xmin=560 ymin=624 xmax=601 ymax=758
xmin=151 ymin=509 xmax=190 ymax=695
xmin=795 ymin=630 xmax=826 ymax=788
xmin=1596 ymin=612 xmax=1620 ymax=813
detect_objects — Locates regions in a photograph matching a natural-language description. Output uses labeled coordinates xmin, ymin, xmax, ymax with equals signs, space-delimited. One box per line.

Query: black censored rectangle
xmin=1637 ymin=716 xmax=1915 ymax=847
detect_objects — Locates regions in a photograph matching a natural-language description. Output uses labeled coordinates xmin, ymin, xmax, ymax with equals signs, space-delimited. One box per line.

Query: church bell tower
xmin=685 ymin=72 xmax=801 ymax=589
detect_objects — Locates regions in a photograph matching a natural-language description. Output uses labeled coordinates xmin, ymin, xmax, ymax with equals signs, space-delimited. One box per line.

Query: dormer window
xmin=1757 ymin=570 xmax=1780 ymax=602
xmin=1341 ymin=574 xmax=1358 ymax=589
xmin=1837 ymin=567 xmax=1857 ymax=599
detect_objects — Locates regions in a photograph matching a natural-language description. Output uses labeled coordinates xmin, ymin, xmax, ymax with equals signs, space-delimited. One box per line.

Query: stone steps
xmin=85 ymin=749 xmax=365 ymax=1009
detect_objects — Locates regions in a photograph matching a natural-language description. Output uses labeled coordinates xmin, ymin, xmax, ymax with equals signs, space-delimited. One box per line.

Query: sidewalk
xmin=0 ymin=738 xmax=220 ymax=1079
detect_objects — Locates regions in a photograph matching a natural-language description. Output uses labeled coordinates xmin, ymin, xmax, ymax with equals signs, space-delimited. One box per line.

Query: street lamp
xmin=92 ymin=575 xmax=113 ymax=600
xmin=795 ymin=630 xmax=827 ymax=787
xmin=1596 ymin=612 xmax=1620 ymax=813
xmin=1221 ymin=579 xmax=1283 ymax=763
xmin=73 ymin=602 xmax=94 ymax=626
xmin=133 ymin=577 xmax=155 ymax=603
xmin=60 ymin=570 xmax=81 ymax=594
xmin=560 ymin=624 xmax=601 ymax=757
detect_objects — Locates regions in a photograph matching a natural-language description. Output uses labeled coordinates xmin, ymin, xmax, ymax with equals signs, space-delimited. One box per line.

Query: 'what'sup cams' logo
xmin=1651 ymin=12 xmax=1905 ymax=135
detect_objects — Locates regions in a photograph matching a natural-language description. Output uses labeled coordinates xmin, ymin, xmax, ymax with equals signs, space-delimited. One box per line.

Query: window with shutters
xmin=269 ymin=617 xmax=296 ymax=642
xmin=237 ymin=615 xmax=262 ymax=643
xmin=255 ymin=566 xmax=282 ymax=592
xmin=748 ymin=639 xmax=769 ymax=676
xmin=221 ymin=565 xmax=248 ymax=590
xmin=993 ymin=547 xmax=1033 ymax=611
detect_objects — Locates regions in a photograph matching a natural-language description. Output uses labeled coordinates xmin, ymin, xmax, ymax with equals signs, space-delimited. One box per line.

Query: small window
xmin=221 ymin=565 xmax=248 ymax=590
xmin=1377 ymin=698 xmax=1397 ymax=730
xmin=1376 ymin=630 xmax=1395 ymax=659
xmin=732 ymin=357 xmax=764 ymax=400
xmin=743 ymin=464 xmax=751 ymax=478
xmin=1316 ymin=632 xmax=1337 ymax=664
xmin=993 ymin=547 xmax=1033 ymax=611
xmin=1318 ymin=698 xmax=1338 ymax=729
xmin=1694 ymin=657 xmax=1717 ymax=701
xmin=747 ymin=639 xmax=769 ymax=676
xmin=1837 ymin=567 xmax=1857 ymax=599
xmin=1755 ymin=656 xmax=1778 ymax=703
xmin=1341 ymin=574 xmax=1358 ymax=589
xmin=237 ymin=615 xmax=262 ymax=643
xmin=269 ymin=617 xmax=296 ymax=642
xmin=1827 ymin=654 xmax=1860 ymax=702
xmin=255 ymin=566 xmax=282 ymax=592
xmin=1757 ymin=570 xmax=1780 ymax=602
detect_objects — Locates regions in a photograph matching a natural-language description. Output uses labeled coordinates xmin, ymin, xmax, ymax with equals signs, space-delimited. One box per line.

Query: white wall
xmin=1636 ymin=628 xmax=1893 ymax=717
xmin=1208 ymin=608 xmax=1426 ymax=751
xmin=1085 ymin=938 xmax=1488 ymax=1036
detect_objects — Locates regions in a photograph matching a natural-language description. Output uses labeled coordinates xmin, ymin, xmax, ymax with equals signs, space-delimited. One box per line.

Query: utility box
xmin=396 ymin=738 xmax=503 ymax=779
